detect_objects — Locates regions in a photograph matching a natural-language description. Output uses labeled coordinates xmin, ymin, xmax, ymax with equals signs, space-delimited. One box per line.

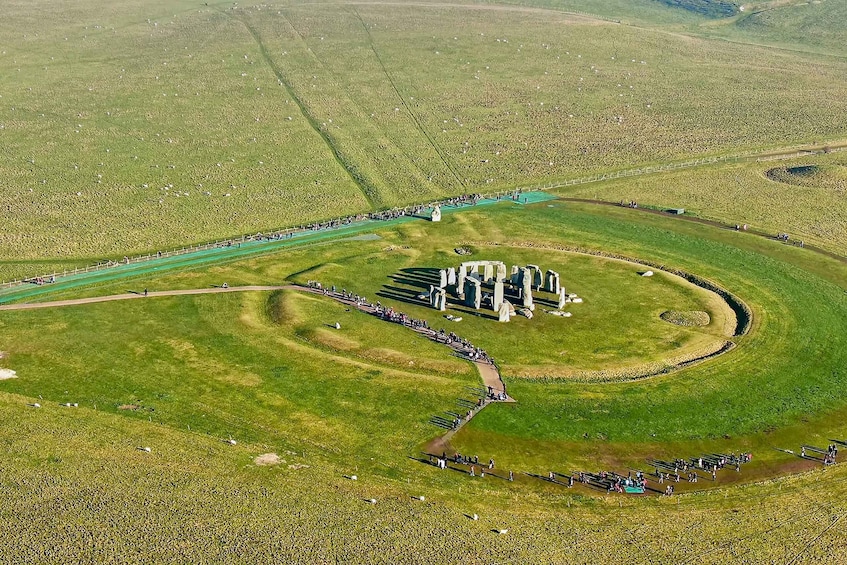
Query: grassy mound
xmin=660 ymin=310 xmax=711 ymax=326
xmin=765 ymin=164 xmax=847 ymax=189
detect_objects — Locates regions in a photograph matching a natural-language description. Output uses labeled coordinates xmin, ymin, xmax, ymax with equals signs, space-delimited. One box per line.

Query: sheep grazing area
xmin=2 ymin=0 xmax=847 ymax=280
xmin=2 ymin=0 xmax=847 ymax=562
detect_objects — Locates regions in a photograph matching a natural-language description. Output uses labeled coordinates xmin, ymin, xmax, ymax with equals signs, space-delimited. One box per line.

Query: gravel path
xmin=0 ymin=286 xmax=291 ymax=311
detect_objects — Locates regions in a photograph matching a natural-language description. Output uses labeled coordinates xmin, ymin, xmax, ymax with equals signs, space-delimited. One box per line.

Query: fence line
xmin=3 ymin=143 xmax=845 ymax=290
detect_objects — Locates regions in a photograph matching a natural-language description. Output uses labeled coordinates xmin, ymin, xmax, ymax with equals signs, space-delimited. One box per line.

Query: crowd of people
xmin=824 ymin=443 xmax=839 ymax=465
xmin=26 ymin=275 xmax=55 ymax=285
xmin=429 ymin=452 xmax=509 ymax=479
xmin=802 ymin=443 xmax=839 ymax=466
xmin=304 ymin=281 xmax=497 ymax=371
xmin=547 ymin=451 xmax=757 ymax=497
xmin=775 ymin=232 xmax=805 ymax=246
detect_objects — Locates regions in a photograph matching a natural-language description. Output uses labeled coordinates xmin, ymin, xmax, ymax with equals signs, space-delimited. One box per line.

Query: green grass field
xmin=3 ymin=0 xmax=847 ymax=562
xmin=2 ymin=0 xmax=846 ymax=281
xmin=562 ymin=151 xmax=847 ymax=254
xmin=3 ymin=200 xmax=847 ymax=561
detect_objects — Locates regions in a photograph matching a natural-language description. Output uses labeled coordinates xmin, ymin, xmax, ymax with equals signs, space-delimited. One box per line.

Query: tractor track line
xmin=228 ymin=12 xmax=381 ymax=209
xmin=351 ymin=7 xmax=466 ymax=191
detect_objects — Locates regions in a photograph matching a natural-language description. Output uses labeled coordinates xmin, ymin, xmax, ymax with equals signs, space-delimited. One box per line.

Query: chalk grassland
xmin=242 ymin=2 xmax=847 ymax=188
xmin=2 ymin=0 xmax=847 ymax=280
xmin=2 ymin=204 xmax=847 ymax=561
xmin=560 ymin=151 xmax=847 ymax=253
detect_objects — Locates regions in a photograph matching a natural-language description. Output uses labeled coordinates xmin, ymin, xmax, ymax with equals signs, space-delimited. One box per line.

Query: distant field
xmin=2 ymin=0 xmax=846 ymax=280
xmin=561 ymin=151 xmax=847 ymax=253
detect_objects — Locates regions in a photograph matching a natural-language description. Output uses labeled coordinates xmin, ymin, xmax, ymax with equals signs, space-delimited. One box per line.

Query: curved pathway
xmin=296 ymin=286 xmax=511 ymax=401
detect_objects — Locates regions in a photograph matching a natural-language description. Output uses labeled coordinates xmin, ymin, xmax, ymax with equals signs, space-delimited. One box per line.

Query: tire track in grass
xmin=227 ymin=12 xmax=382 ymax=210
xmin=351 ymin=7 xmax=467 ymax=192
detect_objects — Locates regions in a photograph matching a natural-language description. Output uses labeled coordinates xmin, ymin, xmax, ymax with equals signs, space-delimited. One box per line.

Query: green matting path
xmin=0 ymin=191 xmax=555 ymax=305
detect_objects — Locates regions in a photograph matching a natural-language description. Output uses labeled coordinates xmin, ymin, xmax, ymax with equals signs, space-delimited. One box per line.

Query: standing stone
xmin=469 ymin=265 xmax=482 ymax=282
xmin=447 ymin=267 xmax=457 ymax=287
xmin=458 ymin=264 xmax=468 ymax=295
xmin=496 ymin=262 xmax=507 ymax=282
xmin=492 ymin=281 xmax=504 ymax=311
xmin=483 ymin=263 xmax=494 ymax=283
xmin=464 ymin=278 xmax=481 ymax=310
xmin=498 ymin=299 xmax=512 ymax=322
xmin=521 ymin=268 xmax=533 ymax=295
xmin=530 ymin=266 xmax=543 ymax=290
xmin=521 ymin=269 xmax=534 ymax=308
xmin=510 ymin=265 xmax=520 ymax=285
xmin=439 ymin=269 xmax=448 ymax=289
xmin=544 ymin=270 xmax=560 ymax=294
xmin=429 ymin=285 xmax=439 ymax=309
xmin=557 ymin=287 xmax=567 ymax=310
xmin=430 ymin=206 xmax=441 ymax=222
xmin=435 ymin=289 xmax=447 ymax=311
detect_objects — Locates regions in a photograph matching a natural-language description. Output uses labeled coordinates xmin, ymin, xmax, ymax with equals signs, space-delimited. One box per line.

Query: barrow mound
xmin=765 ymin=164 xmax=847 ymax=189
xmin=660 ymin=310 xmax=711 ymax=327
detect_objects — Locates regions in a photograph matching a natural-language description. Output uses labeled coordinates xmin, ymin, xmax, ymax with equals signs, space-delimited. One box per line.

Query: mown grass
xmin=0 ymin=289 xmax=479 ymax=466
xmin=3 ymin=201 xmax=846 ymax=458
